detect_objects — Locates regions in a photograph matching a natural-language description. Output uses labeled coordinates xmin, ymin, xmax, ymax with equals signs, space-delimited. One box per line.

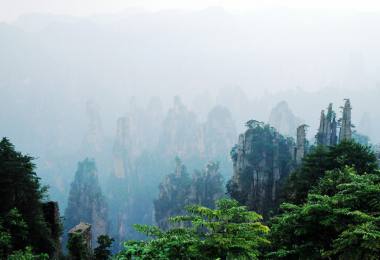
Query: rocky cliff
xmin=189 ymin=161 xmax=224 ymax=209
xmin=64 ymin=158 xmax=108 ymax=246
xmin=316 ymin=103 xmax=338 ymax=146
xmin=339 ymin=99 xmax=353 ymax=142
xmin=154 ymin=159 xmax=224 ymax=229
xmin=227 ymin=122 xmax=295 ymax=218
xmin=154 ymin=158 xmax=191 ymax=229
xmin=268 ymin=101 xmax=303 ymax=137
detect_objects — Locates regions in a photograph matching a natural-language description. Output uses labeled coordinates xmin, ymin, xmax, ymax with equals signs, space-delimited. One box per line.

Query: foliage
xmin=268 ymin=167 xmax=380 ymax=259
xmin=154 ymin=158 xmax=224 ymax=230
xmin=116 ymin=198 xmax=269 ymax=260
xmin=0 ymin=222 xmax=12 ymax=257
xmin=283 ymin=140 xmax=378 ymax=204
xmin=8 ymin=246 xmax=48 ymax=260
xmin=64 ymin=158 xmax=108 ymax=246
xmin=154 ymin=158 xmax=192 ymax=229
xmin=0 ymin=137 xmax=56 ymax=257
xmin=67 ymin=232 xmax=91 ymax=260
xmin=227 ymin=123 xmax=294 ymax=218
xmin=94 ymin=235 xmax=114 ymax=260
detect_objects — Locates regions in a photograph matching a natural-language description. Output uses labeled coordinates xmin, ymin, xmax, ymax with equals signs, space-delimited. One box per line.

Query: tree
xmin=283 ymin=140 xmax=378 ymax=204
xmin=8 ymin=246 xmax=48 ymax=260
xmin=0 ymin=137 xmax=56 ymax=256
xmin=67 ymin=232 xmax=91 ymax=260
xmin=269 ymin=167 xmax=380 ymax=259
xmin=117 ymin=199 xmax=270 ymax=259
xmin=94 ymin=235 xmax=114 ymax=260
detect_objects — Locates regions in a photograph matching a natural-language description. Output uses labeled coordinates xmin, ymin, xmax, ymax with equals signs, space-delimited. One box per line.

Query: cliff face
xmin=202 ymin=106 xmax=236 ymax=158
xmin=82 ymin=101 xmax=106 ymax=155
xmin=316 ymin=100 xmax=353 ymax=146
xmin=188 ymin=162 xmax=224 ymax=209
xmin=295 ymin=124 xmax=309 ymax=165
xmin=339 ymin=99 xmax=352 ymax=142
xmin=42 ymin=201 xmax=61 ymax=258
xmin=154 ymin=158 xmax=191 ymax=230
xmin=64 ymin=159 xmax=108 ymax=246
xmin=154 ymin=159 xmax=224 ymax=229
xmin=227 ymin=122 xmax=294 ymax=218
xmin=158 ymin=96 xmax=201 ymax=160
xmin=268 ymin=101 xmax=303 ymax=137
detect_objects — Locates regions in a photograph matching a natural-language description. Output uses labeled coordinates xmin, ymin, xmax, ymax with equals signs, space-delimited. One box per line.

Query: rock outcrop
xmin=112 ymin=117 xmax=131 ymax=180
xmin=227 ymin=122 xmax=294 ymax=218
xmin=82 ymin=101 xmax=105 ymax=155
xmin=189 ymin=161 xmax=224 ymax=209
xmin=154 ymin=159 xmax=224 ymax=229
xmin=316 ymin=100 xmax=354 ymax=146
xmin=42 ymin=201 xmax=61 ymax=259
xmin=339 ymin=99 xmax=353 ymax=142
xmin=64 ymin=159 xmax=108 ymax=246
xmin=268 ymin=101 xmax=303 ymax=137
xmin=154 ymin=158 xmax=191 ymax=229
xmin=295 ymin=124 xmax=309 ymax=164
xmin=68 ymin=222 xmax=92 ymax=252
xmin=158 ymin=96 xmax=200 ymax=160
xmin=201 ymin=106 xmax=236 ymax=158
xmin=316 ymin=103 xmax=338 ymax=146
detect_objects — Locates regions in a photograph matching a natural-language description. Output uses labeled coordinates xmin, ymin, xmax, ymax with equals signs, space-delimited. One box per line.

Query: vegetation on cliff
xmin=154 ymin=158 xmax=224 ymax=229
xmin=0 ymin=137 xmax=59 ymax=258
xmin=227 ymin=122 xmax=294 ymax=218
xmin=64 ymin=158 xmax=108 ymax=246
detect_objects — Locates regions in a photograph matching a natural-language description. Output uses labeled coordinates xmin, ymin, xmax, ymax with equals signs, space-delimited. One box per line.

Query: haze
xmin=1 ymin=0 xmax=380 ymax=227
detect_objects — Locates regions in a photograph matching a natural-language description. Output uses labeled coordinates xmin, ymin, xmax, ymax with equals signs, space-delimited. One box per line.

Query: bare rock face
xmin=316 ymin=103 xmax=338 ymax=146
xmin=268 ymin=101 xmax=303 ymax=137
xmin=154 ymin=158 xmax=191 ymax=230
xmin=189 ymin=161 xmax=224 ymax=209
xmin=201 ymin=106 xmax=237 ymax=159
xmin=339 ymin=99 xmax=353 ymax=142
xmin=295 ymin=124 xmax=309 ymax=165
xmin=64 ymin=159 xmax=108 ymax=246
xmin=158 ymin=96 xmax=201 ymax=160
xmin=316 ymin=100 xmax=353 ymax=146
xmin=42 ymin=201 xmax=61 ymax=258
xmin=82 ymin=100 xmax=105 ymax=155
xmin=68 ymin=222 xmax=92 ymax=252
xmin=227 ymin=122 xmax=294 ymax=218
xmin=112 ymin=117 xmax=132 ymax=179
xmin=154 ymin=159 xmax=224 ymax=229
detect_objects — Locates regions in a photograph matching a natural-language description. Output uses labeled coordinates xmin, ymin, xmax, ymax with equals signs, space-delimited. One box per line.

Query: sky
xmin=2 ymin=0 xmax=380 ymax=22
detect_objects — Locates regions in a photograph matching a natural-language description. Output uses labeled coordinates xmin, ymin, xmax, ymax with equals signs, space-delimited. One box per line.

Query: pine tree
xmin=0 ymin=137 xmax=56 ymax=257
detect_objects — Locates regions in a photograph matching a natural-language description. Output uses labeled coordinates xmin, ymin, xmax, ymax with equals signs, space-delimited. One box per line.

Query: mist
xmin=1 ymin=4 xmax=380 ymax=255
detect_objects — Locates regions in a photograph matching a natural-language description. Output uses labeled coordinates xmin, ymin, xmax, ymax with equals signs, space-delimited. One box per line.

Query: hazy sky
xmin=2 ymin=0 xmax=380 ymax=22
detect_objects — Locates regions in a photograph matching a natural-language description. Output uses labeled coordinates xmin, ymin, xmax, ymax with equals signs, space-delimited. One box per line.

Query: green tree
xmin=67 ymin=232 xmax=91 ymax=260
xmin=8 ymin=246 xmax=48 ymax=260
xmin=269 ymin=167 xmax=380 ymax=259
xmin=283 ymin=140 xmax=378 ymax=204
xmin=94 ymin=235 xmax=114 ymax=260
xmin=0 ymin=137 xmax=56 ymax=256
xmin=0 ymin=222 xmax=12 ymax=257
xmin=117 ymin=199 xmax=269 ymax=259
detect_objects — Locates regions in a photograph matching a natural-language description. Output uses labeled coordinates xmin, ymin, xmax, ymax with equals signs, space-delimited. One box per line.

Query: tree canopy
xmin=269 ymin=167 xmax=380 ymax=259
xmin=283 ymin=140 xmax=378 ymax=204
xmin=116 ymin=198 xmax=269 ymax=260
xmin=0 ymin=137 xmax=56 ymax=257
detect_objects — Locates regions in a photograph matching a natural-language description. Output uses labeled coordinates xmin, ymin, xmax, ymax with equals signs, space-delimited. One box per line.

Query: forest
xmin=1 ymin=98 xmax=380 ymax=259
